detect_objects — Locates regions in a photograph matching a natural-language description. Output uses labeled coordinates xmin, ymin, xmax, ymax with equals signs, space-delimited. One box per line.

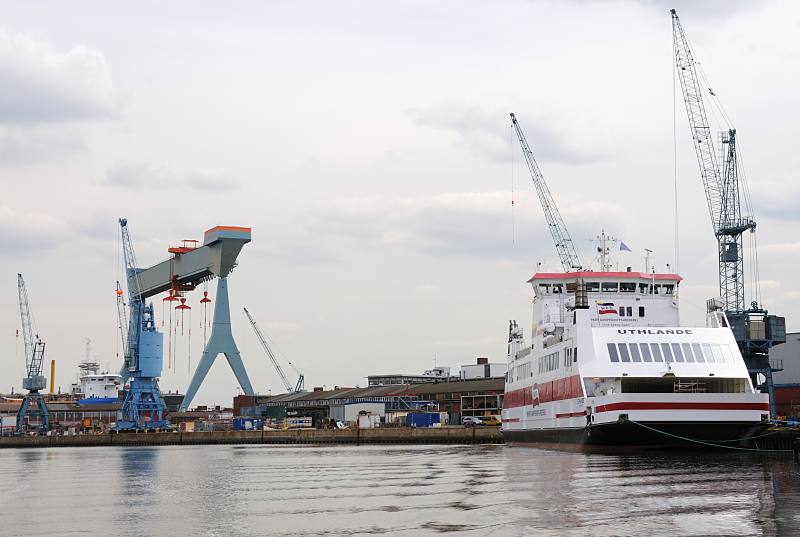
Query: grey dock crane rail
xmin=15 ymin=273 xmax=50 ymax=434
xmin=243 ymin=307 xmax=305 ymax=393
xmin=510 ymin=113 xmax=583 ymax=271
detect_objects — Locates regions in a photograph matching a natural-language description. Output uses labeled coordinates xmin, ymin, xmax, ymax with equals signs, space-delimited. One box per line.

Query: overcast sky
xmin=1 ymin=1 xmax=798 ymax=406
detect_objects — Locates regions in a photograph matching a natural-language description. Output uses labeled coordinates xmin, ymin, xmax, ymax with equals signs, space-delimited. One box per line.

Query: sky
xmin=1 ymin=1 xmax=798 ymax=406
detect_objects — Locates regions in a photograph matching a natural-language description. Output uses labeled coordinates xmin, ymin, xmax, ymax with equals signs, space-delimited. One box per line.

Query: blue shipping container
xmin=406 ymin=413 xmax=440 ymax=428
xmin=233 ymin=418 xmax=263 ymax=431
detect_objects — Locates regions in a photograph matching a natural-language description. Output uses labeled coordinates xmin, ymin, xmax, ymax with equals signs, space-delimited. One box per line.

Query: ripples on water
xmin=1 ymin=444 xmax=799 ymax=536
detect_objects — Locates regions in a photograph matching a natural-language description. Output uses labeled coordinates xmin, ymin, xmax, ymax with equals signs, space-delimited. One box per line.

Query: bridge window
xmin=671 ymin=343 xmax=685 ymax=362
xmin=628 ymin=343 xmax=642 ymax=362
xmin=638 ymin=283 xmax=650 ymax=294
xmin=620 ymin=283 xmax=636 ymax=293
xmin=661 ymin=343 xmax=674 ymax=362
xmin=618 ymin=343 xmax=631 ymax=362
xmin=601 ymin=282 xmax=619 ymax=293
xmin=650 ymin=343 xmax=664 ymax=362
xmin=692 ymin=343 xmax=706 ymax=363
xmin=639 ymin=343 xmax=653 ymax=362
xmin=608 ymin=343 xmax=620 ymax=362
xmin=681 ymin=343 xmax=695 ymax=362
xmin=587 ymin=282 xmax=600 ymax=292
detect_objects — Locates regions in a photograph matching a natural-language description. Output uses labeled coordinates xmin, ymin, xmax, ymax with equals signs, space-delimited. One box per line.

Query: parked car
xmin=481 ymin=416 xmax=501 ymax=426
xmin=462 ymin=416 xmax=484 ymax=427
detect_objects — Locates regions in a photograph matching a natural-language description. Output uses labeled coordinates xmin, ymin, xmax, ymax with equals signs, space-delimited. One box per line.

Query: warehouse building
xmin=234 ymin=377 xmax=504 ymax=426
xmin=770 ymin=332 xmax=800 ymax=416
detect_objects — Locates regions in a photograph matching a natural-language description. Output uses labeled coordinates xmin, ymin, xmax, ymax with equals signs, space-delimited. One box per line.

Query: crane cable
xmin=510 ymin=122 xmax=516 ymax=245
xmin=672 ymin=30 xmax=680 ymax=274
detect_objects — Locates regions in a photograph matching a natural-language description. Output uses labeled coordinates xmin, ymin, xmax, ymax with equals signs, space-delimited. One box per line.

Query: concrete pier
xmin=0 ymin=426 xmax=504 ymax=449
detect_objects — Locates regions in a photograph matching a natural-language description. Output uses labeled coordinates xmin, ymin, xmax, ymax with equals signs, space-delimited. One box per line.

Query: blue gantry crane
xmin=114 ymin=218 xmax=256 ymax=424
xmin=15 ymin=273 xmax=50 ymax=434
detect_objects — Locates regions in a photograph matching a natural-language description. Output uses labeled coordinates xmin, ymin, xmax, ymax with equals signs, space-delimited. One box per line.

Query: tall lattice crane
xmin=16 ymin=274 xmax=49 ymax=434
xmin=115 ymin=218 xmax=170 ymax=431
xmin=511 ymin=113 xmax=583 ymax=271
xmin=671 ymin=9 xmax=785 ymax=413
xmin=244 ymin=307 xmax=304 ymax=393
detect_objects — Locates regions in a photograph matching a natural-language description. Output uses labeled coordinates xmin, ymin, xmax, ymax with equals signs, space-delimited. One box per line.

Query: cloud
xmin=759 ymin=242 xmax=800 ymax=260
xmin=0 ymin=205 xmax=67 ymax=256
xmin=407 ymin=102 xmax=602 ymax=165
xmin=0 ymin=30 xmax=121 ymax=124
xmin=750 ymin=180 xmax=800 ymax=223
xmin=303 ymin=191 xmax=624 ymax=265
xmin=642 ymin=0 xmax=759 ymax=21
xmin=104 ymin=162 xmax=239 ymax=192
xmin=0 ymin=125 xmax=86 ymax=166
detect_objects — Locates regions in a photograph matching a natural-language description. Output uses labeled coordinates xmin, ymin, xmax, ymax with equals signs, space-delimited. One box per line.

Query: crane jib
xmin=510 ymin=113 xmax=583 ymax=271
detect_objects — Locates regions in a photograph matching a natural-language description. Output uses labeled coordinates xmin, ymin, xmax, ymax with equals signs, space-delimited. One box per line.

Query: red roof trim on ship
xmin=204 ymin=225 xmax=252 ymax=234
xmin=594 ymin=401 xmax=768 ymax=413
xmin=528 ymin=271 xmax=682 ymax=283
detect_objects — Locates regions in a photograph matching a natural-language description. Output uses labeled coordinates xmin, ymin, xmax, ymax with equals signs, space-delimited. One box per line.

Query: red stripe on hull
xmin=594 ymin=402 xmax=769 ymax=413
xmin=555 ymin=411 xmax=587 ymax=418
xmin=503 ymin=374 xmax=583 ymax=409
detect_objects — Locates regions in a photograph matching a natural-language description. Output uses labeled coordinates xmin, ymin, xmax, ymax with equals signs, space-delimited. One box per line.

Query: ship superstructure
xmin=502 ymin=270 xmax=769 ymax=447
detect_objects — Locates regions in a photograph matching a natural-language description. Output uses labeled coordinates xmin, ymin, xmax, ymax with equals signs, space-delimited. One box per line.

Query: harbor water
xmin=2 ymin=444 xmax=799 ymax=536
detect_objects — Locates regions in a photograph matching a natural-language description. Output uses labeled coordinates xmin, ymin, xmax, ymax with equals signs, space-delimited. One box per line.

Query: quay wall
xmin=0 ymin=426 xmax=503 ymax=449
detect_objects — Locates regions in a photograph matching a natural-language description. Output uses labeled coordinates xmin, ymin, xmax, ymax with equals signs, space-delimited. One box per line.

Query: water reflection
xmin=0 ymin=445 xmax=797 ymax=536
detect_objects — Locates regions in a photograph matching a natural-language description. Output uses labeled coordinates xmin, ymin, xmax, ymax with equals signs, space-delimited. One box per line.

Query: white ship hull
xmin=501 ymin=271 xmax=770 ymax=450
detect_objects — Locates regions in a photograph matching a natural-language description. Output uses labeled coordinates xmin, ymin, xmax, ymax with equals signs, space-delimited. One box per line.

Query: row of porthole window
xmin=607 ymin=342 xmax=737 ymax=364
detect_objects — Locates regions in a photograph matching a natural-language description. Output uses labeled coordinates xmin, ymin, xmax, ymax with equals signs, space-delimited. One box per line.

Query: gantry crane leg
xmin=181 ymin=277 xmax=254 ymax=411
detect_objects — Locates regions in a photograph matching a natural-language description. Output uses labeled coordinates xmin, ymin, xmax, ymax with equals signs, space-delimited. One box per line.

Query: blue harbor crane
xmin=671 ymin=10 xmax=786 ymax=414
xmin=511 ymin=113 xmax=584 ymax=271
xmin=15 ymin=274 xmax=50 ymax=434
xmin=115 ymin=218 xmax=170 ymax=431
xmin=115 ymin=219 xmax=256 ymax=423
xmin=244 ymin=307 xmax=305 ymax=393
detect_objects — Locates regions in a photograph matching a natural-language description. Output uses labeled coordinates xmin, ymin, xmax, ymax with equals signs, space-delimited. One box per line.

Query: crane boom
xmin=16 ymin=274 xmax=49 ymax=433
xmin=671 ymin=10 xmax=725 ymax=232
xmin=119 ymin=218 xmax=143 ymax=380
xmin=116 ymin=280 xmax=129 ymax=360
xmin=671 ymin=9 xmax=785 ymax=417
xmin=671 ymin=10 xmax=756 ymax=313
xmin=510 ymin=113 xmax=583 ymax=271
xmin=17 ymin=274 xmax=36 ymax=374
xmin=244 ymin=307 xmax=303 ymax=393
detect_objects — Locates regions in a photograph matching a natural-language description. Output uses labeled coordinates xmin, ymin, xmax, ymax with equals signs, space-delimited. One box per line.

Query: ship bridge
xmin=529 ymin=271 xmax=682 ymax=328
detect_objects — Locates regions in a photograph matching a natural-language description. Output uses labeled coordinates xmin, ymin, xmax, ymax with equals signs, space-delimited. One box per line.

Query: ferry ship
xmin=501 ymin=269 xmax=770 ymax=449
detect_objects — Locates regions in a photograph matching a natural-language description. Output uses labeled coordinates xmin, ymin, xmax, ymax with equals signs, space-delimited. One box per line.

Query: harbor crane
xmin=15 ymin=274 xmax=50 ymax=434
xmin=511 ymin=113 xmax=584 ymax=271
xmin=671 ymin=9 xmax=786 ymax=413
xmin=244 ymin=307 xmax=304 ymax=393
xmin=114 ymin=220 xmax=255 ymax=416
xmin=116 ymin=218 xmax=170 ymax=430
